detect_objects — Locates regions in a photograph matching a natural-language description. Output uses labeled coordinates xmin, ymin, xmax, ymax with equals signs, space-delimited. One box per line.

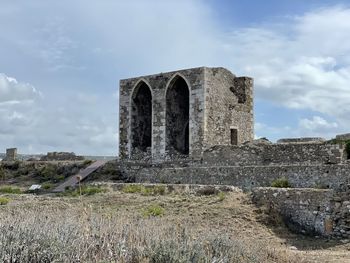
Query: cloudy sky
xmin=1 ymin=0 xmax=350 ymax=155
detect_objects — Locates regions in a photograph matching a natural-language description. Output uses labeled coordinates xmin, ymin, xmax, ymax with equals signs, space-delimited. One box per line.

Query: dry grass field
xmin=0 ymin=186 xmax=349 ymax=262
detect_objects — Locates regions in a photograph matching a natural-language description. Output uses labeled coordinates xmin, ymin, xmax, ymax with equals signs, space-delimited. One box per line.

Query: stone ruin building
xmin=119 ymin=67 xmax=253 ymax=161
xmin=40 ymin=152 xmax=84 ymax=161
xmin=3 ymin=148 xmax=18 ymax=161
xmin=118 ymin=67 xmax=350 ymax=239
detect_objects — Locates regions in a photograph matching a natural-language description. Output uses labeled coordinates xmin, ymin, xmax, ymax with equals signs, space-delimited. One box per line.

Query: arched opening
xmin=130 ymin=81 xmax=152 ymax=155
xmin=166 ymin=76 xmax=190 ymax=155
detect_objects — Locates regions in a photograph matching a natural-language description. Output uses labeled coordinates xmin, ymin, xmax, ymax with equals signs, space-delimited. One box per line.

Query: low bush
xmin=0 ymin=204 xmax=301 ymax=262
xmin=142 ymin=204 xmax=165 ymax=217
xmin=141 ymin=185 xmax=166 ymax=196
xmin=61 ymin=185 xmax=107 ymax=197
xmin=122 ymin=184 xmax=143 ymax=193
xmin=83 ymin=159 xmax=93 ymax=166
xmin=217 ymin=191 xmax=226 ymax=201
xmin=271 ymin=177 xmax=291 ymax=188
xmin=122 ymin=184 xmax=166 ymax=196
xmin=2 ymin=161 xmax=20 ymax=171
xmin=196 ymin=186 xmax=219 ymax=196
xmin=0 ymin=197 xmax=9 ymax=205
xmin=0 ymin=186 xmax=22 ymax=194
xmin=42 ymin=182 xmax=53 ymax=190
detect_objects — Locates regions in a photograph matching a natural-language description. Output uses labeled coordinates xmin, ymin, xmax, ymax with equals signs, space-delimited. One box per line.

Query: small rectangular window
xmin=230 ymin=129 xmax=238 ymax=145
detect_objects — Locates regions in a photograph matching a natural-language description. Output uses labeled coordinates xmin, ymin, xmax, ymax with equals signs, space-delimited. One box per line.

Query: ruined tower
xmin=119 ymin=67 xmax=254 ymax=161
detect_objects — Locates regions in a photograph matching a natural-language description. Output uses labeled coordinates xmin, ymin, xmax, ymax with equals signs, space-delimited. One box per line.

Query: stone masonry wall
xmin=202 ymin=143 xmax=346 ymax=166
xmin=330 ymin=183 xmax=350 ymax=238
xmin=204 ymin=68 xmax=253 ymax=147
xmin=133 ymin=163 xmax=350 ymax=190
xmin=251 ymin=187 xmax=334 ymax=236
xmin=119 ymin=67 xmax=254 ymax=161
xmin=252 ymin=186 xmax=350 ymax=238
xmin=119 ymin=67 xmax=205 ymax=161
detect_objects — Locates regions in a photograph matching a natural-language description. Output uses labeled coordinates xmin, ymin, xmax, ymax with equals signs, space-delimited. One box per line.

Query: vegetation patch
xmin=0 ymin=186 xmax=22 ymax=194
xmin=42 ymin=182 xmax=53 ymax=190
xmin=217 ymin=191 xmax=226 ymax=201
xmin=196 ymin=186 xmax=219 ymax=196
xmin=122 ymin=184 xmax=166 ymax=196
xmin=142 ymin=185 xmax=166 ymax=196
xmin=142 ymin=204 xmax=165 ymax=217
xmin=271 ymin=177 xmax=291 ymax=188
xmin=60 ymin=185 xmax=107 ymax=197
xmin=122 ymin=184 xmax=143 ymax=193
xmin=0 ymin=197 xmax=10 ymax=205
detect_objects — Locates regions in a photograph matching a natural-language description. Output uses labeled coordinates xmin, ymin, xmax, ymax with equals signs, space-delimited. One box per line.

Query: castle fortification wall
xmin=134 ymin=163 xmax=350 ymax=190
xmin=202 ymin=143 xmax=346 ymax=166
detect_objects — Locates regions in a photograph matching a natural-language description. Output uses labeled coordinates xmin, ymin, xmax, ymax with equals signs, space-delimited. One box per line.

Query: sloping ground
xmin=53 ymin=160 xmax=107 ymax=192
xmin=0 ymin=188 xmax=349 ymax=262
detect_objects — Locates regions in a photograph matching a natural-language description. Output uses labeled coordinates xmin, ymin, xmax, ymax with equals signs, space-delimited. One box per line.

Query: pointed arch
xmin=130 ymin=80 xmax=153 ymax=154
xmin=165 ymin=74 xmax=190 ymax=155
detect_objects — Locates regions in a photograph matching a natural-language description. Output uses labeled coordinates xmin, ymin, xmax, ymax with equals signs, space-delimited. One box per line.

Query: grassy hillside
xmin=0 ymin=186 xmax=349 ymax=262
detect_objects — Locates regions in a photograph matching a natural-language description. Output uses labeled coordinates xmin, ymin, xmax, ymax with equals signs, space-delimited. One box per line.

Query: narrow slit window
xmin=230 ymin=129 xmax=238 ymax=145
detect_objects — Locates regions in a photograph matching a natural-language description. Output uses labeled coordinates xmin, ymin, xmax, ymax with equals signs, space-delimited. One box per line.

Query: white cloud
xmin=1 ymin=2 xmax=350 ymax=154
xmin=0 ymin=73 xmax=41 ymax=104
xmin=223 ymin=6 xmax=350 ymax=126
xmin=298 ymin=116 xmax=338 ymax=138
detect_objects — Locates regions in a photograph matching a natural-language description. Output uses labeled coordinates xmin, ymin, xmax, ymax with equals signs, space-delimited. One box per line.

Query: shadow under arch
xmin=130 ymin=80 xmax=153 ymax=154
xmin=165 ymin=74 xmax=190 ymax=155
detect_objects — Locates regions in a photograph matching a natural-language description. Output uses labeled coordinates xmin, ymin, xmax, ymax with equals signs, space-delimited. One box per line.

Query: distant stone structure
xmin=4 ymin=148 xmax=17 ymax=161
xmin=277 ymin=137 xmax=326 ymax=144
xmin=335 ymin=133 xmax=350 ymax=141
xmin=40 ymin=152 xmax=84 ymax=161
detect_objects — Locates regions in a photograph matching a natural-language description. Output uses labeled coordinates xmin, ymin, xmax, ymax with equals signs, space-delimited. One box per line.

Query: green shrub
xmin=83 ymin=160 xmax=93 ymax=166
xmin=152 ymin=185 xmax=166 ymax=195
xmin=53 ymin=175 xmax=65 ymax=183
xmin=122 ymin=184 xmax=143 ymax=193
xmin=142 ymin=204 xmax=165 ymax=217
xmin=271 ymin=177 xmax=291 ymax=188
xmin=141 ymin=185 xmax=166 ymax=196
xmin=2 ymin=161 xmax=20 ymax=171
xmin=196 ymin=186 xmax=218 ymax=196
xmin=61 ymin=185 xmax=107 ymax=197
xmin=0 ymin=186 xmax=22 ymax=194
xmin=38 ymin=165 xmax=57 ymax=182
xmin=217 ymin=192 xmax=226 ymax=201
xmin=42 ymin=182 xmax=53 ymax=190
xmin=0 ymin=197 xmax=10 ymax=205
xmin=122 ymin=184 xmax=166 ymax=196
xmin=81 ymin=186 xmax=107 ymax=195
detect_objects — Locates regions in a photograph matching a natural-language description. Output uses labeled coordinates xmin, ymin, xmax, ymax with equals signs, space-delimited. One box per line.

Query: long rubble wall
xmin=127 ymin=142 xmax=349 ymax=189
xmin=202 ymin=143 xmax=345 ymax=166
xmin=134 ymin=164 xmax=350 ymax=190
